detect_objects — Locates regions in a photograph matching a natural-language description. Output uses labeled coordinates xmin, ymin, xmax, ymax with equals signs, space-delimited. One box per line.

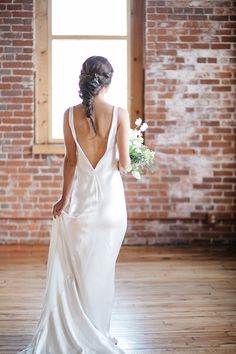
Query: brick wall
xmin=0 ymin=0 xmax=236 ymax=244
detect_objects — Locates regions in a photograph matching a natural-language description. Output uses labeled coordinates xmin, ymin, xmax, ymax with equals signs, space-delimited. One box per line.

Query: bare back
xmin=73 ymin=103 xmax=114 ymax=169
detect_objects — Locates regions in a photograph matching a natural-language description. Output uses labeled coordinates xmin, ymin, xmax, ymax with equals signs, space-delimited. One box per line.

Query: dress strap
xmin=107 ymin=105 xmax=117 ymax=146
xmin=68 ymin=106 xmax=77 ymax=143
xmin=113 ymin=106 xmax=119 ymax=139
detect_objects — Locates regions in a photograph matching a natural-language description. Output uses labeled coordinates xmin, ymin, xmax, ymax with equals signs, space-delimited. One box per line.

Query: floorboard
xmin=0 ymin=244 xmax=235 ymax=353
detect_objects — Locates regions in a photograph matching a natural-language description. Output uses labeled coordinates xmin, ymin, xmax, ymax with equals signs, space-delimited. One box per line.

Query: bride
xmin=17 ymin=56 xmax=130 ymax=354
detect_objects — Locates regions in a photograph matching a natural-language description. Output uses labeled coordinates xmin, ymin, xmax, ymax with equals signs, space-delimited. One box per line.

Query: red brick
xmin=211 ymin=44 xmax=231 ymax=49
xmin=200 ymin=79 xmax=220 ymax=84
xmin=180 ymin=36 xmax=199 ymax=42
xmin=212 ymin=86 xmax=231 ymax=91
xmin=0 ymin=0 xmax=235 ymax=245
xmin=14 ymin=11 xmax=32 ymax=17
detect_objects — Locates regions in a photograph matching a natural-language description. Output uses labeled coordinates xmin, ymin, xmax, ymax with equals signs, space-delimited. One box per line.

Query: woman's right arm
xmin=117 ymin=107 xmax=131 ymax=172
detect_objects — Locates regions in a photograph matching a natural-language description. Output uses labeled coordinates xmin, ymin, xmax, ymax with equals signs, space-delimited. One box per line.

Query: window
xmin=34 ymin=0 xmax=144 ymax=154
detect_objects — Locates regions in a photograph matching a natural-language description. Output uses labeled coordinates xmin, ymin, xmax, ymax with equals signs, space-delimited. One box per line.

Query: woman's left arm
xmin=53 ymin=108 xmax=77 ymax=218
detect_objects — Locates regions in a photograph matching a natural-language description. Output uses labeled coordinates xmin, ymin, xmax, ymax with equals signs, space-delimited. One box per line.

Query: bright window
xmin=51 ymin=40 xmax=127 ymax=140
xmin=51 ymin=0 xmax=127 ymax=36
xmin=34 ymin=0 xmax=144 ymax=154
xmin=51 ymin=0 xmax=128 ymax=140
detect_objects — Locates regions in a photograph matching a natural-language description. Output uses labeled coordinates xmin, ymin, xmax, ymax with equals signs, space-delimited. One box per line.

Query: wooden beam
xmin=32 ymin=144 xmax=64 ymax=155
xmin=128 ymin=0 xmax=144 ymax=128
xmin=35 ymin=0 xmax=49 ymax=144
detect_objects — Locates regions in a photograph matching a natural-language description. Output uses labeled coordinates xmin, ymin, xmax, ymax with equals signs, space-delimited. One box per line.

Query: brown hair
xmin=78 ymin=56 xmax=114 ymax=133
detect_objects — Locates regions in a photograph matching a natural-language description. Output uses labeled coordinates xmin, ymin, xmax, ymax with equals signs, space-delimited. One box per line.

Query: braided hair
xmin=78 ymin=56 xmax=114 ymax=134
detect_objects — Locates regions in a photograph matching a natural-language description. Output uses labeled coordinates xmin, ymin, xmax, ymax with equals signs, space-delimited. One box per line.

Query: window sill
xmin=32 ymin=144 xmax=65 ymax=155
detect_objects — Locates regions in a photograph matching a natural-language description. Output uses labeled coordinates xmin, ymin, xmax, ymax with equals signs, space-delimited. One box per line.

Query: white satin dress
xmin=17 ymin=105 xmax=127 ymax=354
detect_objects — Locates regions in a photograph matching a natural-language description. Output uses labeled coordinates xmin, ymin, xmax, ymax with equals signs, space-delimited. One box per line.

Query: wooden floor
xmin=0 ymin=244 xmax=236 ymax=354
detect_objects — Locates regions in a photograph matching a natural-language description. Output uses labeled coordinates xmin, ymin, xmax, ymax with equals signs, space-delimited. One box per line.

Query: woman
xmin=17 ymin=56 xmax=130 ymax=353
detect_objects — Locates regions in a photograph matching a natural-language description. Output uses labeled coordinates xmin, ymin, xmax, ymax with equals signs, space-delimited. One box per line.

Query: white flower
xmin=129 ymin=128 xmax=140 ymax=138
xmin=126 ymin=117 xmax=155 ymax=180
xmin=132 ymin=170 xmax=141 ymax=179
xmin=140 ymin=122 xmax=148 ymax=132
xmin=126 ymin=164 xmax=132 ymax=173
xmin=135 ymin=118 xmax=142 ymax=127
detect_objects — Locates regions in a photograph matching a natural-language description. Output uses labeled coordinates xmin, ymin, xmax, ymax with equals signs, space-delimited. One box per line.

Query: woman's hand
xmin=117 ymin=160 xmax=131 ymax=175
xmin=52 ymin=196 xmax=68 ymax=219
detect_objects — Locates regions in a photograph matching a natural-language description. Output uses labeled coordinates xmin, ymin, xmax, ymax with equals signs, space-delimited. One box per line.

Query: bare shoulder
xmin=74 ymin=103 xmax=84 ymax=112
xmin=63 ymin=106 xmax=71 ymax=124
xmin=117 ymin=106 xmax=130 ymax=127
xmin=63 ymin=104 xmax=83 ymax=125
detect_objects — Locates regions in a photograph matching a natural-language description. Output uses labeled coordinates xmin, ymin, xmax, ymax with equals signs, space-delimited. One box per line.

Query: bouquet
xmin=124 ymin=118 xmax=156 ymax=179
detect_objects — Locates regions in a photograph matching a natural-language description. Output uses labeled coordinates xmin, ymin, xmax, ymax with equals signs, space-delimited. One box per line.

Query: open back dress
xmin=17 ymin=105 xmax=127 ymax=354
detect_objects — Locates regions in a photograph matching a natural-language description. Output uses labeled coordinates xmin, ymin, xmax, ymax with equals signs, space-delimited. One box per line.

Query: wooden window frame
xmin=33 ymin=0 xmax=144 ymax=155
